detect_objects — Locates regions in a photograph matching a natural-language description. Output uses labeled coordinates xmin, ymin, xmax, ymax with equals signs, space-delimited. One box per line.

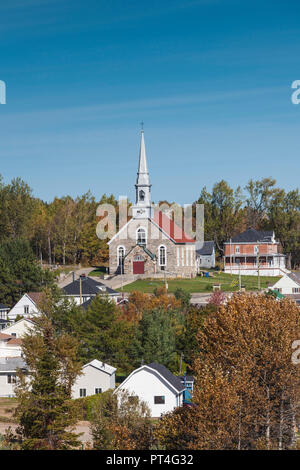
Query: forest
xmin=1 ymin=174 xmax=300 ymax=268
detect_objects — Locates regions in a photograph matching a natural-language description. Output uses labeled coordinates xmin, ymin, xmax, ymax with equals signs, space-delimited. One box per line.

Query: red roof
xmin=27 ymin=292 xmax=43 ymax=304
xmin=153 ymin=211 xmax=195 ymax=244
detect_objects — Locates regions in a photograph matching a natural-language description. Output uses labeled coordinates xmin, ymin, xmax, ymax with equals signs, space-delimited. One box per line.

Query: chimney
xmin=72 ymin=272 xmax=75 ymax=282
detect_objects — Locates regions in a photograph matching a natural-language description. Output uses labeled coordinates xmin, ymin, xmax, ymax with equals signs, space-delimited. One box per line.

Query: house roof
xmin=0 ymin=332 xmax=13 ymax=341
xmin=27 ymin=292 xmax=43 ymax=304
xmin=288 ymin=272 xmax=300 ymax=286
xmin=196 ymin=240 xmax=215 ymax=256
xmin=7 ymin=338 xmax=23 ymax=345
xmin=0 ymin=357 xmax=26 ymax=372
xmin=62 ymin=277 xmax=118 ymax=296
xmin=179 ymin=375 xmax=194 ymax=383
xmin=83 ymin=359 xmax=116 ymax=375
xmin=0 ymin=331 xmax=23 ymax=345
xmin=227 ymin=228 xmax=274 ymax=244
xmin=147 ymin=362 xmax=185 ymax=393
xmin=152 ymin=211 xmax=195 ymax=244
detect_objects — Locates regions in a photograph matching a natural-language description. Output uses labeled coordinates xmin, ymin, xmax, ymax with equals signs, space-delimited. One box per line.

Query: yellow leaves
xmin=123 ymin=291 xmax=182 ymax=322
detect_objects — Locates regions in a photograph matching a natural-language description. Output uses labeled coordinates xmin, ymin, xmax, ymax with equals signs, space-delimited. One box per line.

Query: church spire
xmin=136 ymin=130 xmax=150 ymax=186
xmin=132 ymin=129 xmax=152 ymax=219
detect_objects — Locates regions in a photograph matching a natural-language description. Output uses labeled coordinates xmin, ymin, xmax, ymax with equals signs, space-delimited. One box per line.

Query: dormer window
xmin=139 ymin=190 xmax=145 ymax=202
xmin=137 ymin=228 xmax=146 ymax=246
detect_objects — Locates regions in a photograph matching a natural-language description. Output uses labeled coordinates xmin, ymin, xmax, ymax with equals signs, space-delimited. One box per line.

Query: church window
xmin=137 ymin=228 xmax=146 ymax=246
xmin=159 ymin=246 xmax=166 ymax=266
xmin=139 ymin=190 xmax=145 ymax=201
xmin=117 ymin=246 xmax=125 ymax=271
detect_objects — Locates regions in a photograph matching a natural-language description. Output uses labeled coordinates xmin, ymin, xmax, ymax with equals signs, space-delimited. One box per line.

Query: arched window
xmin=137 ymin=228 xmax=146 ymax=246
xmin=117 ymin=246 xmax=125 ymax=272
xmin=139 ymin=190 xmax=145 ymax=201
xmin=159 ymin=245 xmax=166 ymax=266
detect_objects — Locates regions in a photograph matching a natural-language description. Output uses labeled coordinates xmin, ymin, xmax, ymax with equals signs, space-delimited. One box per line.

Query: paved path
xmin=57 ymin=267 xmax=96 ymax=288
xmin=0 ymin=421 xmax=92 ymax=446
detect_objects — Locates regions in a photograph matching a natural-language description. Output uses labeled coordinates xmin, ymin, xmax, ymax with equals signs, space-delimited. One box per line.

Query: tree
xmin=0 ymin=239 xmax=55 ymax=305
xmin=132 ymin=309 xmax=177 ymax=369
xmin=75 ymin=296 xmax=134 ymax=372
xmin=13 ymin=293 xmax=82 ymax=450
xmin=196 ymin=180 xmax=244 ymax=252
xmin=245 ymin=178 xmax=277 ymax=228
xmin=91 ymin=389 xmax=153 ymax=450
xmin=174 ymin=288 xmax=191 ymax=309
xmin=156 ymin=293 xmax=300 ymax=449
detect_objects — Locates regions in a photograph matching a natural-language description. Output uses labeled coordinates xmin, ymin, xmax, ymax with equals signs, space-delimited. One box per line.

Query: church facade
xmin=108 ymin=131 xmax=197 ymax=278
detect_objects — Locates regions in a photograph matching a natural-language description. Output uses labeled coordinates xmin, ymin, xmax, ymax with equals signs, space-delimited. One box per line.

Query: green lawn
xmin=124 ymin=272 xmax=281 ymax=294
xmin=89 ymin=267 xmax=108 ymax=277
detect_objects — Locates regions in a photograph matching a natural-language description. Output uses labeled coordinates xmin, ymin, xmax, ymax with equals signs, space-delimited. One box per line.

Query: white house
xmin=0 ymin=303 xmax=12 ymax=330
xmin=0 ymin=357 xmax=26 ymax=397
xmin=196 ymin=241 xmax=216 ymax=271
xmin=0 ymin=332 xmax=22 ymax=358
xmin=270 ymin=272 xmax=300 ymax=295
xmin=8 ymin=292 xmax=42 ymax=321
xmin=62 ymin=276 xmax=120 ymax=306
xmin=2 ymin=318 xmax=35 ymax=339
xmin=114 ymin=362 xmax=185 ymax=417
xmin=72 ymin=359 xmax=116 ymax=398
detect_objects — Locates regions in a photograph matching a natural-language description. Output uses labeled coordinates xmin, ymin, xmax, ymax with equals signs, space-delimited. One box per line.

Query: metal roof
xmin=196 ymin=241 xmax=215 ymax=256
xmin=227 ymin=228 xmax=274 ymax=244
xmin=147 ymin=362 xmax=185 ymax=393
xmin=84 ymin=359 xmax=116 ymax=375
xmin=0 ymin=357 xmax=26 ymax=372
xmin=62 ymin=277 xmax=118 ymax=296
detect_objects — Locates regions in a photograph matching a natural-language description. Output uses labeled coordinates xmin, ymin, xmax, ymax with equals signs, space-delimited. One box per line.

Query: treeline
xmin=0 ymin=175 xmax=117 ymax=266
xmin=1 ymin=174 xmax=300 ymax=267
xmin=195 ymin=178 xmax=300 ymax=267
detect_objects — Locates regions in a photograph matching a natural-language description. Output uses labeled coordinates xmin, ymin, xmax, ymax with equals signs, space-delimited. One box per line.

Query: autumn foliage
xmin=156 ymin=293 xmax=300 ymax=450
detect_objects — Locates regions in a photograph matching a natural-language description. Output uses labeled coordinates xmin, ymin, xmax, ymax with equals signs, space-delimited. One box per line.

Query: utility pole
xmin=239 ymin=263 xmax=241 ymax=291
xmin=230 ymin=238 xmax=232 ymax=275
xmin=80 ymin=276 xmax=82 ymax=305
xmin=179 ymin=352 xmax=184 ymax=374
xmin=121 ymin=257 xmax=124 ymax=291
xmin=257 ymin=249 xmax=260 ymax=291
xmin=164 ymin=269 xmax=168 ymax=291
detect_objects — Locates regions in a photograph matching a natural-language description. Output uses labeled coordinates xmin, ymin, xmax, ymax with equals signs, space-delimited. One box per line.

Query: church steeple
xmin=132 ymin=130 xmax=152 ymax=219
xmin=136 ymin=130 xmax=149 ymax=186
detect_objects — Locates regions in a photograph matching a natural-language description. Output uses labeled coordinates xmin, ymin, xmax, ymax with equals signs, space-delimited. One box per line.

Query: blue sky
xmin=1 ymin=0 xmax=300 ymax=204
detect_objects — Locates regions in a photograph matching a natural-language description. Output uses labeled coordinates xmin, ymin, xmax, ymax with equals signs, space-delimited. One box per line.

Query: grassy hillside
xmin=124 ymin=272 xmax=281 ymax=294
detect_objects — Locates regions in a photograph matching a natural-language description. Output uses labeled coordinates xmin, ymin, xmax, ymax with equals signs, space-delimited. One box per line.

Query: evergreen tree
xmin=13 ymin=296 xmax=82 ymax=450
xmin=132 ymin=309 xmax=176 ymax=369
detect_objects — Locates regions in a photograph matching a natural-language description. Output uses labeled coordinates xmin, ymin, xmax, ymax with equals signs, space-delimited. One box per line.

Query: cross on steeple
xmin=140 ymin=121 xmax=144 ymax=131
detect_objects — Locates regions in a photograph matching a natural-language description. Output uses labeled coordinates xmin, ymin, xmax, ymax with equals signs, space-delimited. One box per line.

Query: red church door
xmin=133 ymin=255 xmax=145 ymax=274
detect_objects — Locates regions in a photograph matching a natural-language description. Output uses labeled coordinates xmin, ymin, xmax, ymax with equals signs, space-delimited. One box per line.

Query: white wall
xmin=271 ymin=275 xmax=300 ymax=294
xmin=8 ymin=295 xmax=40 ymax=320
xmin=72 ymin=364 xmax=115 ymax=398
xmin=224 ymin=267 xmax=286 ymax=277
xmin=2 ymin=319 xmax=34 ymax=338
xmin=198 ymin=254 xmax=215 ymax=269
xmin=117 ymin=367 xmax=182 ymax=417
xmin=0 ymin=372 xmax=16 ymax=397
xmin=0 ymin=342 xmax=22 ymax=358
